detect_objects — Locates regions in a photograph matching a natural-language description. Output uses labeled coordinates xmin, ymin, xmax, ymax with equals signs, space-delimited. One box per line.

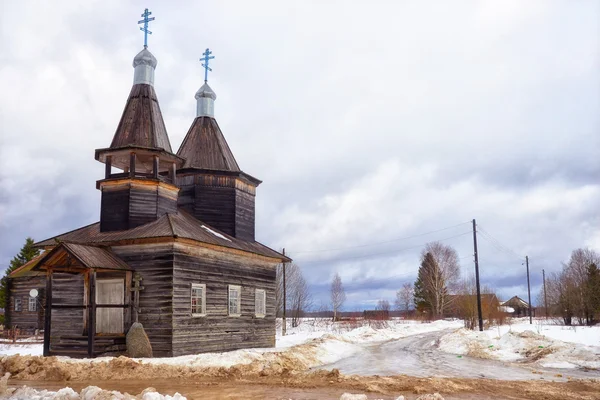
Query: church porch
xmin=32 ymin=243 xmax=133 ymax=358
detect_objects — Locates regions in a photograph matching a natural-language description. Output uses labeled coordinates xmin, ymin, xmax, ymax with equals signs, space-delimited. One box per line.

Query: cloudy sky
xmin=1 ymin=1 xmax=599 ymax=309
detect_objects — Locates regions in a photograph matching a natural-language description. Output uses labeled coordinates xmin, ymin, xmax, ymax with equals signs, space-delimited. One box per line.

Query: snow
xmin=1 ymin=318 xmax=597 ymax=373
xmin=200 ymin=225 xmax=231 ymax=241
xmin=0 ymin=342 xmax=43 ymax=357
xmin=3 ymin=385 xmax=186 ymax=400
xmin=438 ymin=319 xmax=600 ymax=369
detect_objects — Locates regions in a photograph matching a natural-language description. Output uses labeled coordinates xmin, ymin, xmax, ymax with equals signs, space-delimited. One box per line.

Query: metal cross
xmin=138 ymin=8 xmax=155 ymax=48
xmin=200 ymin=48 xmax=215 ymax=82
xmin=131 ymin=273 xmax=145 ymax=323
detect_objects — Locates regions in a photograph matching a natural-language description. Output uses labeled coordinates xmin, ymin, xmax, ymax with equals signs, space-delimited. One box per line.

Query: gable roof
xmin=501 ymin=296 xmax=531 ymax=308
xmin=30 ymin=243 xmax=131 ymax=272
xmin=34 ymin=211 xmax=289 ymax=262
xmin=177 ymin=117 xmax=240 ymax=171
xmin=9 ymin=252 xmax=47 ymax=278
xmin=109 ymin=84 xmax=173 ymax=152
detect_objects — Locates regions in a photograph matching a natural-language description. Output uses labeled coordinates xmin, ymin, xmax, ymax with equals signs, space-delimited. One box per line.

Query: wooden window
xmin=255 ymin=289 xmax=266 ymax=317
xmin=191 ymin=283 xmax=206 ymax=317
xmin=28 ymin=296 xmax=36 ymax=312
xmin=14 ymin=298 xmax=21 ymax=312
xmin=228 ymin=285 xmax=241 ymax=316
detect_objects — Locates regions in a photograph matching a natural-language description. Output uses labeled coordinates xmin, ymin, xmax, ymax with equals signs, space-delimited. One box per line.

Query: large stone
xmin=126 ymin=322 xmax=153 ymax=358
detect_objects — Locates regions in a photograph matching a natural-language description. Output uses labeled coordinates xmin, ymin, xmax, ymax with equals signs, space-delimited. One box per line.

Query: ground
xmin=0 ymin=318 xmax=598 ymax=399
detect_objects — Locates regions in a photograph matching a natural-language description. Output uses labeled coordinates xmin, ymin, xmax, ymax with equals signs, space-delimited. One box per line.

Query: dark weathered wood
xmin=43 ymin=270 xmax=52 ymax=357
xmin=111 ymin=243 xmax=175 ymax=356
xmin=105 ymin=155 xmax=112 ymax=179
xmin=7 ymin=275 xmax=45 ymax=330
xmin=88 ymin=271 xmax=96 ymax=357
xmin=153 ymin=155 xmax=159 ymax=179
xmin=129 ymin=153 xmax=136 ymax=178
xmin=170 ymin=242 xmax=278 ymax=356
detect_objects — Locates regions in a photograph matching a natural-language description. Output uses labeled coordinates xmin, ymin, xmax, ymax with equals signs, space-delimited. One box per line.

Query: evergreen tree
xmin=586 ymin=263 xmax=600 ymax=324
xmin=0 ymin=237 xmax=40 ymax=309
xmin=414 ymin=252 xmax=436 ymax=315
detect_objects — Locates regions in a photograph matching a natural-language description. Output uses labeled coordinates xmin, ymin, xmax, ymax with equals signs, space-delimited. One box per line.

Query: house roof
xmin=34 ymin=210 xmax=289 ymax=262
xmin=9 ymin=252 xmax=47 ymax=278
xmin=177 ymin=117 xmax=240 ymax=172
xmin=32 ymin=243 xmax=132 ymax=272
xmin=108 ymin=84 xmax=173 ymax=152
xmin=501 ymin=296 xmax=531 ymax=308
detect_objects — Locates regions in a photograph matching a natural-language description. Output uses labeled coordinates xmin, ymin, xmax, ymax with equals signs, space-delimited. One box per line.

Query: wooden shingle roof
xmin=35 ymin=211 xmax=289 ymax=262
xmin=31 ymin=243 xmax=132 ymax=272
xmin=109 ymin=84 xmax=173 ymax=152
xmin=177 ymin=117 xmax=240 ymax=171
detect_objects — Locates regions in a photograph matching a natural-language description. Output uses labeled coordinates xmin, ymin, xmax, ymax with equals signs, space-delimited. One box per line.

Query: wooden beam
xmin=125 ymin=271 xmax=132 ymax=332
xmin=43 ymin=270 xmax=52 ymax=357
xmin=129 ymin=152 xmax=136 ymax=178
xmin=87 ymin=271 xmax=96 ymax=358
xmin=153 ymin=155 xmax=159 ymax=179
xmin=105 ymin=155 xmax=112 ymax=179
xmin=170 ymin=162 xmax=176 ymax=183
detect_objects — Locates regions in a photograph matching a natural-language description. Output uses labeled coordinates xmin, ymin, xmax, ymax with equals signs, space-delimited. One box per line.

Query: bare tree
xmin=287 ymin=263 xmax=312 ymax=327
xmin=277 ymin=263 xmax=312 ymax=327
xmin=414 ymin=242 xmax=460 ymax=318
xmin=330 ymin=272 xmax=346 ymax=321
xmin=395 ymin=283 xmax=414 ymax=315
xmin=376 ymin=299 xmax=390 ymax=311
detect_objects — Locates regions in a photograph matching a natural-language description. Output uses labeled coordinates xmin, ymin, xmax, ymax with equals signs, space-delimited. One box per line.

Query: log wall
xmin=7 ymin=275 xmax=46 ymax=331
xmin=111 ymin=243 xmax=175 ymax=357
xmin=50 ymin=273 xmax=85 ymax=348
xmin=171 ymin=242 xmax=277 ymax=356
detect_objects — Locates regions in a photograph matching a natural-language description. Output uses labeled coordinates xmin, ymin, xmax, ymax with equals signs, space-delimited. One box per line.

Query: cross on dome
xmin=201 ymin=48 xmax=215 ymax=82
xmin=138 ymin=8 xmax=155 ymax=48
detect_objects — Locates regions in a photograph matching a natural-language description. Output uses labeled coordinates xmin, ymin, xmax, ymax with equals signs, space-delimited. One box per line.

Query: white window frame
xmin=28 ymin=296 xmax=37 ymax=312
xmin=255 ymin=289 xmax=266 ymax=318
xmin=191 ymin=283 xmax=206 ymax=317
xmin=14 ymin=298 xmax=21 ymax=312
xmin=228 ymin=285 xmax=241 ymax=317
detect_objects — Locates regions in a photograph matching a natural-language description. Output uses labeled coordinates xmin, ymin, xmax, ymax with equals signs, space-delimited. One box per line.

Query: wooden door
xmin=96 ymin=279 xmax=124 ymax=334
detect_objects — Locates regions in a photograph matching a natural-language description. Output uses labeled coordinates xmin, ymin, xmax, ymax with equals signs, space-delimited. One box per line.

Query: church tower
xmin=95 ymin=10 xmax=184 ymax=232
xmin=176 ymin=49 xmax=260 ymax=242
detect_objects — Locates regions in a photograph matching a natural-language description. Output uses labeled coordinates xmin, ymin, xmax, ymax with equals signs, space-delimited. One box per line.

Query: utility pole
xmin=526 ymin=255 xmax=532 ymax=324
xmin=543 ymin=269 xmax=548 ymax=319
xmin=282 ymin=248 xmax=287 ymax=336
xmin=472 ymin=219 xmax=483 ymax=332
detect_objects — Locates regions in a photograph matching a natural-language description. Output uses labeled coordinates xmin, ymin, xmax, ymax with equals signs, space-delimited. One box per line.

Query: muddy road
xmin=321 ymin=330 xmax=599 ymax=382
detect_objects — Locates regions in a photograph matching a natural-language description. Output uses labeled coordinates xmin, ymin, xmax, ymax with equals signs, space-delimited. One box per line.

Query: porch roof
xmin=33 ymin=243 xmax=132 ymax=272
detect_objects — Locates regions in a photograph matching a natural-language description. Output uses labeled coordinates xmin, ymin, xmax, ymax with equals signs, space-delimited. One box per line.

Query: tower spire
xmin=196 ymin=48 xmax=216 ymax=117
xmin=133 ymin=8 xmax=157 ymax=86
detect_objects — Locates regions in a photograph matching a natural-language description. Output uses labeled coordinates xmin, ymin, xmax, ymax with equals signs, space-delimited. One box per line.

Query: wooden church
xmin=6 ymin=14 xmax=289 ymax=358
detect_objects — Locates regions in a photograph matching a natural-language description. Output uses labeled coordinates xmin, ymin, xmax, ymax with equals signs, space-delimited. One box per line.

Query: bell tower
xmin=176 ymin=49 xmax=260 ymax=241
xmin=94 ymin=9 xmax=184 ymax=232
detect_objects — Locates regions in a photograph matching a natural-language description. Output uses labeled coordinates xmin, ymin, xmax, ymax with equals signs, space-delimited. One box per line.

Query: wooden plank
xmin=88 ymin=271 xmax=96 ymax=358
xmin=43 ymin=270 xmax=52 ymax=357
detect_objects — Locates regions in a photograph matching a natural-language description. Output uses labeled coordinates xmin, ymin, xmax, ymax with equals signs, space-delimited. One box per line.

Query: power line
xmin=292 ymin=221 xmax=471 ymax=254
xmin=297 ymin=231 xmax=473 ymax=265
xmin=477 ymin=226 xmax=525 ymax=262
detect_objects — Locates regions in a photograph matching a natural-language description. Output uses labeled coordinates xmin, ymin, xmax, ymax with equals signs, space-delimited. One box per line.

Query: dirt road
xmin=321 ymin=330 xmax=599 ymax=381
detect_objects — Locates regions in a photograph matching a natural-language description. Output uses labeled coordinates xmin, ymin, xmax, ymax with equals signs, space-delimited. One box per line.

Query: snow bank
xmin=2 ymin=384 xmax=186 ymax=400
xmin=439 ymin=327 xmax=600 ymax=369
xmin=0 ymin=343 xmax=43 ymax=357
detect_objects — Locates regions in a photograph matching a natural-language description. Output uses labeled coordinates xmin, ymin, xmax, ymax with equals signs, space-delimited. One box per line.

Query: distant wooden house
xmin=5 ymin=252 xmax=47 ymax=332
xmin=10 ymin=45 xmax=289 ymax=358
xmin=501 ymin=296 xmax=535 ymax=318
xmin=444 ymin=294 xmax=501 ymax=319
